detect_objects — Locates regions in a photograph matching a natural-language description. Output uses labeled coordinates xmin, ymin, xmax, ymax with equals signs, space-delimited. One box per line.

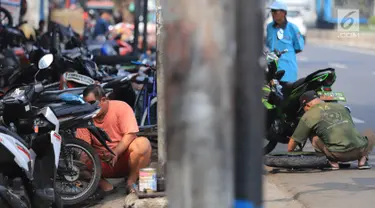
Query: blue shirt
xmin=266 ymin=20 xmax=304 ymax=82
xmin=94 ymin=18 xmax=110 ymax=38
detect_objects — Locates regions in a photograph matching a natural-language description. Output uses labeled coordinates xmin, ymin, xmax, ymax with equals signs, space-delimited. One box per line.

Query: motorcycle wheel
xmin=264 ymin=151 xmax=328 ymax=169
xmin=0 ymin=7 xmax=13 ymax=26
xmin=56 ymin=138 xmax=102 ymax=206
xmin=263 ymin=141 xmax=278 ymax=155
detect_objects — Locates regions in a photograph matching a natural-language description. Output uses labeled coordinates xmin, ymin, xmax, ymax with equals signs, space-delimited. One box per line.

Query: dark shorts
xmin=312 ymin=129 xmax=375 ymax=162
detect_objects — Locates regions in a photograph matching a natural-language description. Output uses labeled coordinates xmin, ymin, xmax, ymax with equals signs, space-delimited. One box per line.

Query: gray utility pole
xmin=155 ymin=0 xmax=166 ymax=178
xmin=162 ymin=0 xmax=235 ymax=207
xmin=234 ymin=0 xmax=265 ymax=207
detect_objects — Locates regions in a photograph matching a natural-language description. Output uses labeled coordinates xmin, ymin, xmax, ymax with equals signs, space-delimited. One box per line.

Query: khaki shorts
xmin=312 ymin=129 xmax=375 ymax=162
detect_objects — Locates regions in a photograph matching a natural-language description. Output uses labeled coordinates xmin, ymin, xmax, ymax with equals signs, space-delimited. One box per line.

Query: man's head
xmin=269 ymin=1 xmax=287 ymax=24
xmin=83 ymin=84 xmax=109 ymax=117
xmin=100 ymin=11 xmax=112 ymax=21
xmin=299 ymin=90 xmax=322 ymax=112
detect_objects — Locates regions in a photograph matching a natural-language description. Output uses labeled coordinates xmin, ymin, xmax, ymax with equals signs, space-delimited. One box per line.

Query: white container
xmin=139 ymin=168 xmax=157 ymax=193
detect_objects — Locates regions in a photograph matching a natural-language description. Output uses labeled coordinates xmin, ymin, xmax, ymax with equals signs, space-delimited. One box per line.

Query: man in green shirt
xmin=288 ymin=91 xmax=375 ymax=170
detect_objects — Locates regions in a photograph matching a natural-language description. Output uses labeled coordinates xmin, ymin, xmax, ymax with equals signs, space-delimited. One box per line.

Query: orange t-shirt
xmin=76 ymin=100 xmax=139 ymax=153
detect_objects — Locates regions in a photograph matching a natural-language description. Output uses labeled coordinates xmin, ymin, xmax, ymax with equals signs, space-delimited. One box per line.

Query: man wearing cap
xmin=266 ymin=0 xmax=304 ymax=82
xmin=287 ymin=91 xmax=375 ymax=170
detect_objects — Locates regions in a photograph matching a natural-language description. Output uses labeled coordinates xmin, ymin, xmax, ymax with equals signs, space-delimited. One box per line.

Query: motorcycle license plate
xmin=317 ymin=91 xmax=346 ymax=102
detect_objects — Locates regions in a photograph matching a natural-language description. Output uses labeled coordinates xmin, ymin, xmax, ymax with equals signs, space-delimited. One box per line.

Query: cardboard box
xmin=50 ymin=8 xmax=84 ymax=36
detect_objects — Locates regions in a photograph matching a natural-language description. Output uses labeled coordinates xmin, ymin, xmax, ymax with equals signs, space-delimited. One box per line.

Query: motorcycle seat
xmin=51 ymin=103 xmax=98 ymax=118
xmin=0 ymin=126 xmax=27 ymax=147
xmin=38 ymin=87 xmax=86 ymax=103
xmin=281 ymin=77 xmax=306 ymax=91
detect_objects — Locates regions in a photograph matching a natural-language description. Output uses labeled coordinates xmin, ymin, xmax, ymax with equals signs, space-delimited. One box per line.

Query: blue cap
xmin=268 ymin=1 xmax=288 ymax=11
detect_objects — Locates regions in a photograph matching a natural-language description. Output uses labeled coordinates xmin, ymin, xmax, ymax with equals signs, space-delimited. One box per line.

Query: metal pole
xmin=142 ymin=0 xmax=148 ymax=53
xmin=162 ymin=0 xmax=235 ymax=207
xmin=155 ymin=0 xmax=166 ymax=178
xmin=234 ymin=0 xmax=265 ymax=207
xmin=133 ymin=0 xmax=142 ymax=54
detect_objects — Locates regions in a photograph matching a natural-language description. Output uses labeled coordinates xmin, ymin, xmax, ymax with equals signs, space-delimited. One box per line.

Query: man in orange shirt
xmin=76 ymin=84 xmax=151 ymax=195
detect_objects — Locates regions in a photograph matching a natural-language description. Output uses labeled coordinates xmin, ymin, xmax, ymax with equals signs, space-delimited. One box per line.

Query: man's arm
xmin=288 ymin=118 xmax=312 ymax=152
xmin=287 ymin=137 xmax=298 ymax=152
xmin=115 ymin=102 xmax=140 ymax=156
xmin=113 ymin=133 xmax=136 ymax=156
xmin=292 ymin=25 xmax=304 ymax=54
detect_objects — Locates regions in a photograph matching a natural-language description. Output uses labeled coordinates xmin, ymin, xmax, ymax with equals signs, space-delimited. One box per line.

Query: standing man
xmin=93 ymin=11 xmax=112 ymax=38
xmin=266 ymin=0 xmax=304 ymax=82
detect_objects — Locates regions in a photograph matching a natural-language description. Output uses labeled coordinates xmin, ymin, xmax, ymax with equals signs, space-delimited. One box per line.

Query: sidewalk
xmin=87 ymin=177 xmax=305 ymax=208
xmin=264 ymin=177 xmax=306 ymax=208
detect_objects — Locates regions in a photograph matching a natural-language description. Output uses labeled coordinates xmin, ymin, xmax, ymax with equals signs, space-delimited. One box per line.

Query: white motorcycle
xmin=0 ymin=54 xmax=99 ymax=207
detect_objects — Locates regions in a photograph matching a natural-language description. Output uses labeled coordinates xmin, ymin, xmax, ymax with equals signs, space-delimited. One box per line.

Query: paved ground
xmin=268 ymin=42 xmax=375 ymax=208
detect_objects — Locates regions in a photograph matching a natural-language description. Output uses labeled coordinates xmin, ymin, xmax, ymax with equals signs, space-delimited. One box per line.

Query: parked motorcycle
xmin=1 ymin=54 xmax=115 ymax=206
xmin=0 ymin=57 xmax=65 ymax=207
xmin=262 ymin=49 xmax=347 ymax=154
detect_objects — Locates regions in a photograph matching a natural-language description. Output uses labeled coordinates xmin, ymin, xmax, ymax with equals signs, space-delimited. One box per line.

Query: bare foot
xmin=99 ymin=178 xmax=114 ymax=191
xmin=329 ymin=161 xmax=340 ymax=169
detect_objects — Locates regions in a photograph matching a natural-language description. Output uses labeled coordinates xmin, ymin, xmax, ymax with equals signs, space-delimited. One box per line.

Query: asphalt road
xmin=268 ymin=42 xmax=375 ymax=208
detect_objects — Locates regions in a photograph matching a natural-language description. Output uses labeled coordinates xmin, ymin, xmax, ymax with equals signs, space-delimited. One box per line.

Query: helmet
xmin=19 ymin=23 xmax=36 ymax=41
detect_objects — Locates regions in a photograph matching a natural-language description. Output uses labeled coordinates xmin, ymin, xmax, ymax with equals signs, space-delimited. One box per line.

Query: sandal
xmin=323 ymin=161 xmax=340 ymax=170
xmin=323 ymin=166 xmax=340 ymax=171
xmin=358 ymin=161 xmax=371 ymax=170
xmin=126 ymin=183 xmax=138 ymax=194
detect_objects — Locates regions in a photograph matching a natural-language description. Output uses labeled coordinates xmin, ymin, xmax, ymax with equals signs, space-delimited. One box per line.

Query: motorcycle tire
xmin=57 ymin=138 xmax=102 ymax=206
xmin=0 ymin=7 xmax=13 ymax=27
xmin=264 ymin=151 xmax=329 ymax=169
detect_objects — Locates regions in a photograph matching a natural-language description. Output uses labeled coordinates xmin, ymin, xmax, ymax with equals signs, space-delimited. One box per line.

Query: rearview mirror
xmin=275 ymin=70 xmax=285 ymax=80
xmin=38 ymin=54 xmax=54 ymax=69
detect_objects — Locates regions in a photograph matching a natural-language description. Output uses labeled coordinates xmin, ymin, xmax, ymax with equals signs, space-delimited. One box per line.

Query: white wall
xmin=23 ymin=0 xmax=49 ymax=28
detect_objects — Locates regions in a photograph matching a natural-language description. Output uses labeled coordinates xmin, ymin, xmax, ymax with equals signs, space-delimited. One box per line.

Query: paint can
xmin=139 ymin=168 xmax=157 ymax=193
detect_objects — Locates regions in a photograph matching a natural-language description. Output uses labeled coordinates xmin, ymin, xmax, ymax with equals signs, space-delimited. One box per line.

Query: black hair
xmin=83 ymin=84 xmax=106 ymax=100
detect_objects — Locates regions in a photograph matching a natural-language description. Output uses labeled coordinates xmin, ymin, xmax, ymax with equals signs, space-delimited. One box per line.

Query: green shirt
xmin=292 ymin=102 xmax=368 ymax=152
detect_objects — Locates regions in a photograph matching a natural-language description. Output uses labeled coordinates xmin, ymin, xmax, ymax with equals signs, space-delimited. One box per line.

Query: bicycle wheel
xmin=140 ymin=97 xmax=157 ymax=126
xmin=264 ymin=151 xmax=328 ymax=169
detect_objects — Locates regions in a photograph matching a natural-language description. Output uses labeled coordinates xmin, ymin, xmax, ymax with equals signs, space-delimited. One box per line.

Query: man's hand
xmin=110 ymin=154 xmax=119 ymax=167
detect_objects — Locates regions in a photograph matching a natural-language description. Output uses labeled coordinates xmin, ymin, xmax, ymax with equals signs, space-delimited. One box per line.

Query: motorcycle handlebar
xmin=130 ymin=61 xmax=156 ymax=70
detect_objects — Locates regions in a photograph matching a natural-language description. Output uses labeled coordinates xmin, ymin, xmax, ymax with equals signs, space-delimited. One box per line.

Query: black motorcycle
xmin=263 ymin=50 xmax=348 ymax=154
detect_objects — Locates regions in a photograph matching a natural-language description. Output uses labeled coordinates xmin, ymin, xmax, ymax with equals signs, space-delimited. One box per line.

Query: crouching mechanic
xmin=76 ymin=84 xmax=152 ymax=196
xmin=287 ymin=91 xmax=375 ymax=170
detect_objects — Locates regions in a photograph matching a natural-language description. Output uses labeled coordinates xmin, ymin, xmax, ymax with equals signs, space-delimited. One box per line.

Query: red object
xmin=65 ymin=0 xmax=71 ymax=8
xmin=17 ymin=145 xmax=31 ymax=159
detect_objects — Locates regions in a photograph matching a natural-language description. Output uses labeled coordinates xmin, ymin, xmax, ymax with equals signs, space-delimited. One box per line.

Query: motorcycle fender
xmin=0 ymin=133 xmax=31 ymax=172
xmin=50 ymin=131 xmax=62 ymax=167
